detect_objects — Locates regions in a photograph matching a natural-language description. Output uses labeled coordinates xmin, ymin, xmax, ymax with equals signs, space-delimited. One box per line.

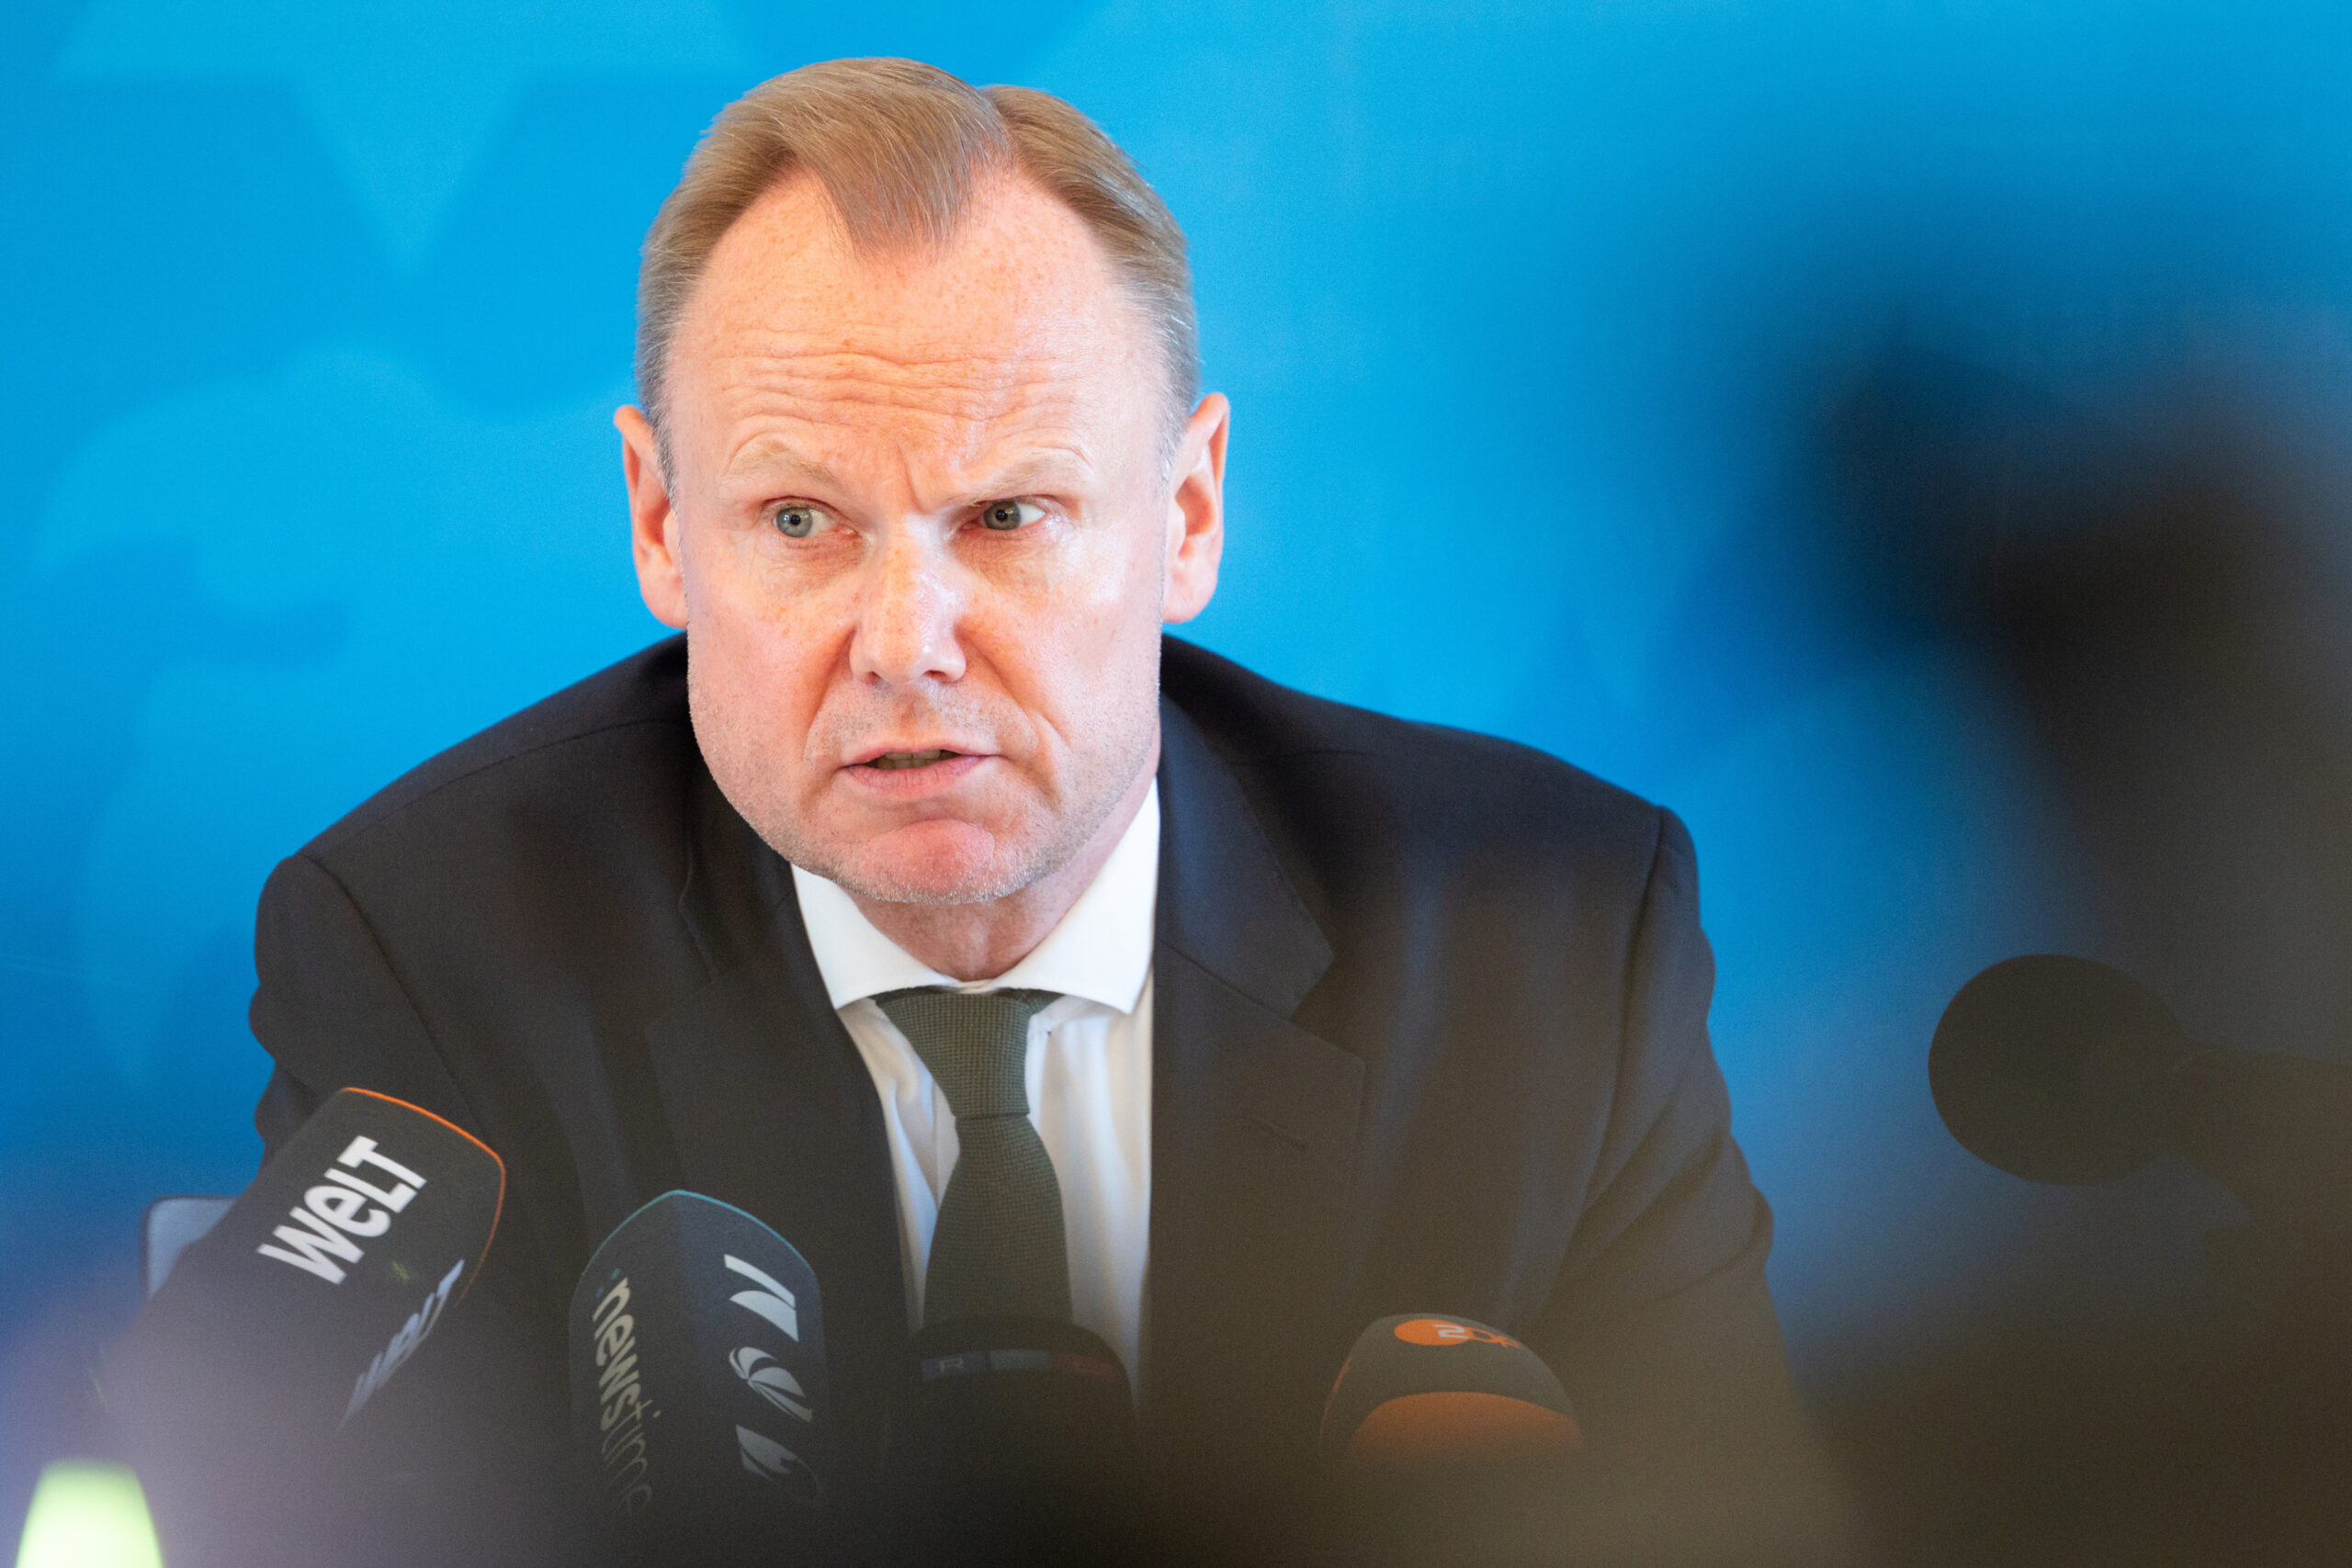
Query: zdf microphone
xmin=1320 ymin=1314 xmax=1582 ymax=1472
xmin=102 ymin=1088 xmax=506 ymax=1568
xmin=569 ymin=1190 xmax=829 ymax=1564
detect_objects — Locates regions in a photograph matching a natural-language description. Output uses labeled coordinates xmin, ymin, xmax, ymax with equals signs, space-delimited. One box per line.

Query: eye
xmin=979 ymin=499 xmax=1045 ymax=532
xmin=772 ymin=502 xmax=831 ymax=538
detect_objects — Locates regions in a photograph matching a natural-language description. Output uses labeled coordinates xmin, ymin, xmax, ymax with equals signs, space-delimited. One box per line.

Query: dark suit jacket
xmin=250 ymin=635 xmax=1804 ymax=1558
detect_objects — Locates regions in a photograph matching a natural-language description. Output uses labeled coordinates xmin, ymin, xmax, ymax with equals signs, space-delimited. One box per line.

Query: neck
xmin=849 ymin=746 xmax=1158 ymax=982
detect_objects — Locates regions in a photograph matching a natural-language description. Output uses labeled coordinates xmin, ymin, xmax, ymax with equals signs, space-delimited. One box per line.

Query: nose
xmin=849 ymin=529 xmax=967 ymax=687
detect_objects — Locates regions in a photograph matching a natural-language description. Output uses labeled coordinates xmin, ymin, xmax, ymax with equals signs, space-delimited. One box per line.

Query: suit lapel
xmin=1148 ymin=700 xmax=1363 ymax=1473
xmin=639 ymin=774 xmax=907 ymax=1481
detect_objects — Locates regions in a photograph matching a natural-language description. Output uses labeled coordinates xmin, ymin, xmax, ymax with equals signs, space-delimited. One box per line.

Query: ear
xmin=1160 ymin=392 xmax=1228 ymax=626
xmin=617 ymin=406 xmax=689 ymax=629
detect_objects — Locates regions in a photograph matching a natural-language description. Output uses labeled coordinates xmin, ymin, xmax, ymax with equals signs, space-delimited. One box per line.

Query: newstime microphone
xmin=102 ymin=1088 xmax=505 ymax=1568
xmin=568 ymin=1190 xmax=830 ymax=1565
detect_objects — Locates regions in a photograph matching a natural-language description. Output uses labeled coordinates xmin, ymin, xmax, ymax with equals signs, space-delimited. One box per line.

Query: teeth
xmin=867 ymin=750 xmax=956 ymax=771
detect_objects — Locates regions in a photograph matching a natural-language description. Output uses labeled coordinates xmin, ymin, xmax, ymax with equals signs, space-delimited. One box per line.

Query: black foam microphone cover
xmin=1319 ymin=1314 xmax=1581 ymax=1471
xmin=888 ymin=1315 xmax=1136 ymax=1482
xmin=104 ymin=1088 xmax=506 ymax=1567
xmin=884 ymin=1316 xmax=1139 ymax=1566
xmin=1928 ymin=953 xmax=2194 ymax=1184
xmin=569 ymin=1190 xmax=829 ymax=1565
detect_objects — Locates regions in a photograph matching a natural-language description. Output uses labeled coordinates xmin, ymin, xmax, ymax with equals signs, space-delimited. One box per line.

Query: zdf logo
xmin=1392 ymin=1317 xmax=1522 ymax=1350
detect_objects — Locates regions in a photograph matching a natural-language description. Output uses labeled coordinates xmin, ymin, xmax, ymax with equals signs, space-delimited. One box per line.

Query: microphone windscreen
xmin=884 ymin=1316 xmax=1140 ymax=1562
xmin=104 ymin=1089 xmax=505 ymax=1563
xmin=568 ymin=1190 xmax=829 ymax=1562
xmin=888 ymin=1315 xmax=1136 ymax=1483
xmin=1928 ymin=953 xmax=2190 ymax=1184
xmin=1319 ymin=1315 xmax=1581 ymax=1470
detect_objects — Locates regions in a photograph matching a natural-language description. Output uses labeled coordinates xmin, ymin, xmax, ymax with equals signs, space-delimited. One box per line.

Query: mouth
xmin=858 ymin=749 xmax=964 ymax=772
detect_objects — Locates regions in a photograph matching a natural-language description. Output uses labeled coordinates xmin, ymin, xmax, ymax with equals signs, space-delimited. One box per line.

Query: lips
xmin=842 ymin=747 xmax=988 ymax=795
xmin=863 ymin=749 xmax=960 ymax=771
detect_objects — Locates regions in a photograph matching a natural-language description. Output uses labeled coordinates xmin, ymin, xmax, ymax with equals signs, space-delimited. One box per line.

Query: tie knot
xmin=873 ymin=987 xmax=1059 ymax=1119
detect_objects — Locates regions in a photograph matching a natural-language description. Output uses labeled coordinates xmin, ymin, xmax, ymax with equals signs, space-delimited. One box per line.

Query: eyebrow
xmin=950 ymin=451 xmax=1094 ymax=502
xmin=721 ymin=434 xmax=844 ymax=489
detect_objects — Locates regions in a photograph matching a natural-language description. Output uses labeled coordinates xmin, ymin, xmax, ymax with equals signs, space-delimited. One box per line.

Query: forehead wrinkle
xmin=713 ymin=332 xmax=1098 ymax=408
xmin=717 ymin=375 xmax=1093 ymax=449
xmin=686 ymin=248 xmax=1131 ymax=410
xmin=678 ymin=175 xmax=1159 ymax=503
xmin=710 ymin=344 xmax=1098 ymax=467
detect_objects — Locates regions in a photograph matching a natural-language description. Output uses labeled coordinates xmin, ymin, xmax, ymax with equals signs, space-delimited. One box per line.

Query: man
xmin=251 ymin=58 xmax=1813 ymax=1561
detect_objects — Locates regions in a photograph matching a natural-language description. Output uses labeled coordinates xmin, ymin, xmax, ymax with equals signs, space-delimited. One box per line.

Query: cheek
xmin=1018 ymin=517 xmax=1166 ymax=630
xmin=973 ymin=526 xmax=1166 ymax=727
xmin=686 ymin=516 xmax=859 ymax=638
xmin=681 ymin=527 xmax=853 ymax=741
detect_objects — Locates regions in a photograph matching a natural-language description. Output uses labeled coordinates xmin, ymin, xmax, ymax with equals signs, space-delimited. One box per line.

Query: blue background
xmin=8 ymin=0 xmax=2352 ymax=1538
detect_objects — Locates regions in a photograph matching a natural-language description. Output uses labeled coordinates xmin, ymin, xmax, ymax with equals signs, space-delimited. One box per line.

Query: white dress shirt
xmin=788 ymin=784 xmax=1158 ymax=1386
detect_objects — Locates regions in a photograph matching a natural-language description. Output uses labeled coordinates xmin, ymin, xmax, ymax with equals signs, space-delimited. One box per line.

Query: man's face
xmin=619 ymin=173 xmax=1225 ymax=905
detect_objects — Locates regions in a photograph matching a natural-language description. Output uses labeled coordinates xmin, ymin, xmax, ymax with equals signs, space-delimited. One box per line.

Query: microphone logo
xmin=1393 ymin=1317 xmax=1522 ymax=1349
xmin=720 ymin=1250 xmax=820 ymax=1503
xmin=588 ymin=1275 xmax=657 ymax=1518
xmin=728 ymin=1347 xmax=813 ymax=1423
xmin=735 ymin=1425 xmax=819 ymax=1500
xmin=724 ymin=1255 xmax=799 ymax=1339
xmin=254 ymin=1134 xmax=429 ymax=1285
xmin=343 ymin=1258 xmax=464 ymax=1424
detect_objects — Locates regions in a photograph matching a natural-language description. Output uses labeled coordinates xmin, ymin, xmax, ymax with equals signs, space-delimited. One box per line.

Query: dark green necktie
xmin=873 ymin=987 xmax=1070 ymax=1325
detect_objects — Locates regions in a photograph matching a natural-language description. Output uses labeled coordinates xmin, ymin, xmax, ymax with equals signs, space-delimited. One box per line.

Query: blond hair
xmin=636 ymin=59 xmax=1199 ymax=469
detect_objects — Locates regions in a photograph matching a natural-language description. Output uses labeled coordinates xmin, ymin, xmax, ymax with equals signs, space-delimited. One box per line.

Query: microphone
xmin=887 ymin=1315 xmax=1137 ymax=1483
xmin=101 ymin=1088 xmax=506 ymax=1567
xmin=1319 ymin=1314 xmax=1582 ymax=1472
xmin=882 ymin=1315 xmax=1140 ymax=1565
xmin=1930 ymin=953 xmax=2352 ymax=1323
xmin=1928 ymin=953 xmax=2199 ymax=1185
xmin=567 ymin=1190 xmax=829 ymax=1563
xmin=1929 ymin=953 xmax=2352 ymax=1199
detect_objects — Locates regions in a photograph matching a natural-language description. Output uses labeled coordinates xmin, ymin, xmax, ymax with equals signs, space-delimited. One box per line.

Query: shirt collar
xmin=790 ymin=781 xmax=1159 ymax=1015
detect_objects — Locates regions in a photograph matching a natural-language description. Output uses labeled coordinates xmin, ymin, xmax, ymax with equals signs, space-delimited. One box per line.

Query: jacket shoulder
xmin=304 ymin=636 xmax=691 ymax=861
xmin=1161 ymin=636 xmax=1666 ymax=854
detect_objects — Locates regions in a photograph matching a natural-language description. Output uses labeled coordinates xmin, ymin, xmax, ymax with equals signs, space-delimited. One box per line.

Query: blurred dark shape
xmin=1823 ymin=348 xmax=2352 ymax=1055
xmin=1806 ymin=347 xmax=2352 ymax=1565
xmin=1817 ymin=1314 xmax=2351 ymax=1568
xmin=1930 ymin=953 xmax=2190 ymax=1185
xmin=1931 ymin=953 xmax=2352 ymax=1307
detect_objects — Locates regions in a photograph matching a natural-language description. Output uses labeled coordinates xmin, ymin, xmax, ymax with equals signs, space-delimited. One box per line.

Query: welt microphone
xmin=568 ymin=1190 xmax=829 ymax=1564
xmin=1320 ymin=1314 xmax=1582 ymax=1472
xmin=102 ymin=1088 xmax=506 ymax=1568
